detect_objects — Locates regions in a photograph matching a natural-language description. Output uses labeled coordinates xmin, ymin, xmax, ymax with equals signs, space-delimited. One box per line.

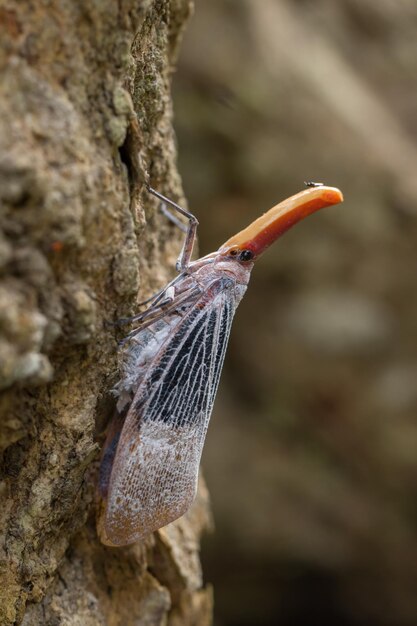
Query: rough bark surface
xmin=0 ymin=1 xmax=212 ymax=624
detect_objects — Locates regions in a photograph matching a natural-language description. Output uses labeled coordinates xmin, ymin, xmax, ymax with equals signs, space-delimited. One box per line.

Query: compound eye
xmin=239 ymin=249 xmax=253 ymax=262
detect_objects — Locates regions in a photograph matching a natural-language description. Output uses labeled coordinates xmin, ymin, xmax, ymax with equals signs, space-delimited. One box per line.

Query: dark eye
xmin=239 ymin=250 xmax=253 ymax=262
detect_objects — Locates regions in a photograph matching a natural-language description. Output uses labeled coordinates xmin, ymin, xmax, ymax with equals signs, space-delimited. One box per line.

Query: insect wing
xmin=105 ymin=280 xmax=236 ymax=545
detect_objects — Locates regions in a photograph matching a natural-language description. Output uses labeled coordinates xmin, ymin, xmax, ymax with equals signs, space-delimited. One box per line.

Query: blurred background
xmin=172 ymin=1 xmax=417 ymax=625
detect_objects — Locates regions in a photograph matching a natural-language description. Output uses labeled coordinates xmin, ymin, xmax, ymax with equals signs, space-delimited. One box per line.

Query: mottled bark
xmin=0 ymin=1 xmax=212 ymax=624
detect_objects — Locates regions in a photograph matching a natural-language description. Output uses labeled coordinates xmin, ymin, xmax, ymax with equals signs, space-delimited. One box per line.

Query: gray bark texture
xmin=0 ymin=1 xmax=213 ymax=624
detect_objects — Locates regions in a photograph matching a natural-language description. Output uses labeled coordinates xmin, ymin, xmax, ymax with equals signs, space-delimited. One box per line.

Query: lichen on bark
xmin=0 ymin=1 xmax=212 ymax=624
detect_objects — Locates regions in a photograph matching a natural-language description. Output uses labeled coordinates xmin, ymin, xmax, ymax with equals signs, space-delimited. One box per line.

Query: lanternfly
xmin=98 ymin=184 xmax=343 ymax=546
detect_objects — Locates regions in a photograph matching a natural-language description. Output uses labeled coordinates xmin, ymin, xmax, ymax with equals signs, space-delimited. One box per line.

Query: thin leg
xmin=147 ymin=185 xmax=198 ymax=272
xmin=110 ymin=273 xmax=185 ymax=327
xmin=119 ymin=283 xmax=202 ymax=345
xmin=160 ymin=203 xmax=187 ymax=233
xmin=110 ymin=187 xmax=198 ymax=330
xmin=107 ymin=291 xmax=165 ymax=327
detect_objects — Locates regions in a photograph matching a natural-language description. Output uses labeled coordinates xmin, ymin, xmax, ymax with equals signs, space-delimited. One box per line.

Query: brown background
xmin=173 ymin=1 xmax=417 ymax=625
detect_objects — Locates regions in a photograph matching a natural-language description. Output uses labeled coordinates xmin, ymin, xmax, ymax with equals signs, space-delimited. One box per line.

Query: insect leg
xmin=110 ymin=273 xmax=187 ymax=328
xmin=160 ymin=203 xmax=187 ymax=233
xmin=110 ymin=288 xmax=169 ymax=327
xmin=119 ymin=283 xmax=202 ymax=344
xmin=147 ymin=185 xmax=198 ymax=272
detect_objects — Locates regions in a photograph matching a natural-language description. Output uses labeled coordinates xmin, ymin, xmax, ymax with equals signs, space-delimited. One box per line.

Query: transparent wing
xmin=104 ymin=278 xmax=237 ymax=545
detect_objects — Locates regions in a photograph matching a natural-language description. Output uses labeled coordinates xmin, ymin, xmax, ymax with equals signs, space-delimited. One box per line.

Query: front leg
xmin=146 ymin=185 xmax=199 ymax=272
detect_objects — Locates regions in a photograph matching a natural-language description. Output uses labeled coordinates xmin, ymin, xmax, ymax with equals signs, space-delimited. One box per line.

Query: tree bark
xmin=0 ymin=1 xmax=212 ymax=624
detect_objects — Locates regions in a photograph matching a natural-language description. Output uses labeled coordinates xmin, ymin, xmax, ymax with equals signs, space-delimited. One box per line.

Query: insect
xmin=304 ymin=181 xmax=324 ymax=188
xmin=98 ymin=184 xmax=343 ymax=546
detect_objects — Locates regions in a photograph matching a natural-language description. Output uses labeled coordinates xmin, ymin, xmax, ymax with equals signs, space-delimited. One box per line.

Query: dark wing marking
xmin=142 ymin=305 xmax=218 ymax=426
xmin=104 ymin=278 xmax=236 ymax=545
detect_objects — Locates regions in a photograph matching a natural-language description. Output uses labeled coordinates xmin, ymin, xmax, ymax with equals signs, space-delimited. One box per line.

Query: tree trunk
xmin=0 ymin=1 xmax=212 ymax=624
